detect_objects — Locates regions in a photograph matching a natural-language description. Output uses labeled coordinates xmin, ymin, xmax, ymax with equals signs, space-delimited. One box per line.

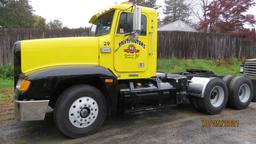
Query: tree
xmin=0 ymin=0 xmax=8 ymax=7
xmin=198 ymin=0 xmax=256 ymax=33
xmin=162 ymin=0 xmax=190 ymax=25
xmin=192 ymin=0 xmax=210 ymax=21
xmin=0 ymin=0 xmax=34 ymax=28
xmin=46 ymin=19 xmax=63 ymax=30
xmin=33 ymin=15 xmax=46 ymax=30
xmin=129 ymin=0 xmax=158 ymax=9
xmin=144 ymin=0 xmax=159 ymax=9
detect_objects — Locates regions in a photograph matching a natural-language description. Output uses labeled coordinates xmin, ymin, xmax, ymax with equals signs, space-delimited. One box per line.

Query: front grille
xmin=244 ymin=60 xmax=256 ymax=78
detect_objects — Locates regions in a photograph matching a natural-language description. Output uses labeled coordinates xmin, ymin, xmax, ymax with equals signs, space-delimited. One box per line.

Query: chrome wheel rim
xmin=210 ymin=86 xmax=225 ymax=108
xmin=69 ymin=97 xmax=98 ymax=128
xmin=238 ymin=84 xmax=251 ymax=103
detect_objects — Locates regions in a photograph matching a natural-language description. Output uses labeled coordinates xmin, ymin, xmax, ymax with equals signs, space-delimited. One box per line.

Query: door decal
xmin=124 ymin=45 xmax=139 ymax=54
xmin=124 ymin=44 xmax=140 ymax=59
xmin=118 ymin=38 xmax=146 ymax=49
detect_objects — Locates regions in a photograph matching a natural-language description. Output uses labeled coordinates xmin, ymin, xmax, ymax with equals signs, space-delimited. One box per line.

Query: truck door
xmin=114 ymin=12 xmax=148 ymax=73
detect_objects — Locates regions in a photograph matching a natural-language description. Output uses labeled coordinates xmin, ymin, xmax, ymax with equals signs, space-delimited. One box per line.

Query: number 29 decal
xmin=104 ymin=41 xmax=110 ymax=46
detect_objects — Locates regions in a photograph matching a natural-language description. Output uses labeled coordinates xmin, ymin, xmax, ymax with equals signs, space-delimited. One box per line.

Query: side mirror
xmin=133 ymin=6 xmax=141 ymax=33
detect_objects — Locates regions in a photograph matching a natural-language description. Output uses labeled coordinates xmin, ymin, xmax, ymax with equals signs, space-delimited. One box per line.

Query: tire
xmin=54 ymin=85 xmax=107 ymax=138
xmin=197 ymin=78 xmax=228 ymax=115
xmin=190 ymin=98 xmax=202 ymax=112
xmin=228 ymin=76 xmax=253 ymax=109
xmin=222 ymin=75 xmax=235 ymax=87
xmin=222 ymin=75 xmax=235 ymax=107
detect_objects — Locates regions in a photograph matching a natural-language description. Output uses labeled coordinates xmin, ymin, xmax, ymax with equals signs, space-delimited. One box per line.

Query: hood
xmin=20 ymin=37 xmax=99 ymax=74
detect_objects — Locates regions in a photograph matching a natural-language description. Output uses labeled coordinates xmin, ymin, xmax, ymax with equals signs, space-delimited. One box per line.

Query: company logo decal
xmin=118 ymin=39 xmax=145 ymax=49
xmin=124 ymin=45 xmax=140 ymax=54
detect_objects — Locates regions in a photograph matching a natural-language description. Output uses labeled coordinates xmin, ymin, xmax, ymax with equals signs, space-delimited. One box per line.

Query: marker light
xmin=16 ymin=79 xmax=31 ymax=93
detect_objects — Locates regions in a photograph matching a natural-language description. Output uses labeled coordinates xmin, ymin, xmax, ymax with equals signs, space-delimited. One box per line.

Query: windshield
xmin=94 ymin=11 xmax=115 ymax=36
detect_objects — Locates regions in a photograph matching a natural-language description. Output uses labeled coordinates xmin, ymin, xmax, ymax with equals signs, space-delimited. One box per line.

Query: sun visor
xmin=89 ymin=8 xmax=114 ymax=24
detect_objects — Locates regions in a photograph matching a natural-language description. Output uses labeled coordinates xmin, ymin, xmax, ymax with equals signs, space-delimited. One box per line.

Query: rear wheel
xmin=228 ymin=76 xmax=253 ymax=109
xmin=190 ymin=98 xmax=202 ymax=112
xmin=222 ymin=75 xmax=235 ymax=87
xmin=197 ymin=78 xmax=228 ymax=115
xmin=54 ymin=85 xmax=107 ymax=138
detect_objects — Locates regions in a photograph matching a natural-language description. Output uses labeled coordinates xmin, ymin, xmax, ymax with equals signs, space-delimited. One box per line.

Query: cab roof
xmin=89 ymin=2 xmax=157 ymax=24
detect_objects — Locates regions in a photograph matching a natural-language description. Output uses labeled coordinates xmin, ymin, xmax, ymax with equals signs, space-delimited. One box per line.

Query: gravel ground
xmin=0 ymin=103 xmax=256 ymax=144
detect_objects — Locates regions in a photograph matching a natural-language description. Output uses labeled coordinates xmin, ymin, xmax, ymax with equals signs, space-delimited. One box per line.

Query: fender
xmin=27 ymin=65 xmax=116 ymax=80
xmin=16 ymin=65 xmax=119 ymax=116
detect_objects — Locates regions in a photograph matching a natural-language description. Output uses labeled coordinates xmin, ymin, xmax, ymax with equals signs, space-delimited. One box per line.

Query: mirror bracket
xmin=128 ymin=32 xmax=139 ymax=41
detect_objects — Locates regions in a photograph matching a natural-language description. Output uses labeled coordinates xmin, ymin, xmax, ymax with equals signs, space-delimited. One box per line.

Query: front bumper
xmin=15 ymin=100 xmax=49 ymax=121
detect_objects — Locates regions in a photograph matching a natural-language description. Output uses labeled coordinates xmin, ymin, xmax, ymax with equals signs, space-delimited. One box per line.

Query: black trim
xmin=16 ymin=65 xmax=119 ymax=116
xmin=27 ymin=65 xmax=116 ymax=80
xmin=18 ymin=65 xmax=117 ymax=99
xmin=14 ymin=41 xmax=21 ymax=87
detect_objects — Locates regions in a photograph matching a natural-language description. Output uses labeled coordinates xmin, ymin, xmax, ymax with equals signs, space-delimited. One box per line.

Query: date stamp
xmin=201 ymin=119 xmax=239 ymax=127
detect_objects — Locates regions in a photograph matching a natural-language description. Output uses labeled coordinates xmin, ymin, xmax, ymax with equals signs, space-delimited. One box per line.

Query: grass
xmin=0 ymin=58 xmax=241 ymax=102
xmin=0 ymin=88 xmax=13 ymax=102
xmin=0 ymin=78 xmax=13 ymax=89
xmin=157 ymin=58 xmax=240 ymax=76
xmin=0 ymin=65 xmax=13 ymax=79
xmin=0 ymin=65 xmax=14 ymax=101
xmin=0 ymin=78 xmax=13 ymax=102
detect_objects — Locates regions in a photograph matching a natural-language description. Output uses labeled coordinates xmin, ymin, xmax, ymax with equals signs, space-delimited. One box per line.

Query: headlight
xmin=240 ymin=64 xmax=244 ymax=73
xmin=16 ymin=79 xmax=31 ymax=93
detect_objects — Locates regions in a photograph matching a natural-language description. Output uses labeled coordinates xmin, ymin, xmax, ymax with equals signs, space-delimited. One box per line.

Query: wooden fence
xmin=158 ymin=31 xmax=256 ymax=59
xmin=0 ymin=28 xmax=256 ymax=65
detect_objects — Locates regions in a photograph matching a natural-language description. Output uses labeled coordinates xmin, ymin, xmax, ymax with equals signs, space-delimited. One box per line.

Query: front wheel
xmin=54 ymin=85 xmax=107 ymax=138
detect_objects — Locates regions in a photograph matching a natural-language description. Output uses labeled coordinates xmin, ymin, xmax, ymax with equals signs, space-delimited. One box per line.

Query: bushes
xmin=0 ymin=65 xmax=14 ymax=79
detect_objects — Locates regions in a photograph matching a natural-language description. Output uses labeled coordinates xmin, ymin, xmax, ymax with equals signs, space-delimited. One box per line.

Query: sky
xmin=30 ymin=0 xmax=256 ymax=28
xmin=29 ymin=0 xmax=165 ymax=28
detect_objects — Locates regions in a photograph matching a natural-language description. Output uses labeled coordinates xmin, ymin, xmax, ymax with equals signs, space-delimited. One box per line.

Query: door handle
xmin=149 ymin=32 xmax=154 ymax=56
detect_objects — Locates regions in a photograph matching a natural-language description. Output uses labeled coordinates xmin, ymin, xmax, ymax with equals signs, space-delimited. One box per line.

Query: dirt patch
xmin=0 ymin=102 xmax=15 ymax=124
xmin=0 ymin=88 xmax=15 ymax=125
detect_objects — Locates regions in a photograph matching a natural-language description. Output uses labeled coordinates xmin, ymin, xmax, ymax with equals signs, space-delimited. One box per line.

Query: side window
xmin=117 ymin=12 xmax=147 ymax=36
xmin=95 ymin=11 xmax=115 ymax=36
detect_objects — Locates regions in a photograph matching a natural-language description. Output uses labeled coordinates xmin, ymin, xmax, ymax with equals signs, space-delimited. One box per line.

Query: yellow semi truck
xmin=14 ymin=2 xmax=255 ymax=138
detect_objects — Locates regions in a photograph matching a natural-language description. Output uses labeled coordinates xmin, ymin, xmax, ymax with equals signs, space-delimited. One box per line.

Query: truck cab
xmin=89 ymin=3 xmax=158 ymax=80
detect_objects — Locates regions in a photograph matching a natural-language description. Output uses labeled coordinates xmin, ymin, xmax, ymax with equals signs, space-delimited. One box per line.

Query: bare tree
xmin=191 ymin=0 xmax=210 ymax=22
